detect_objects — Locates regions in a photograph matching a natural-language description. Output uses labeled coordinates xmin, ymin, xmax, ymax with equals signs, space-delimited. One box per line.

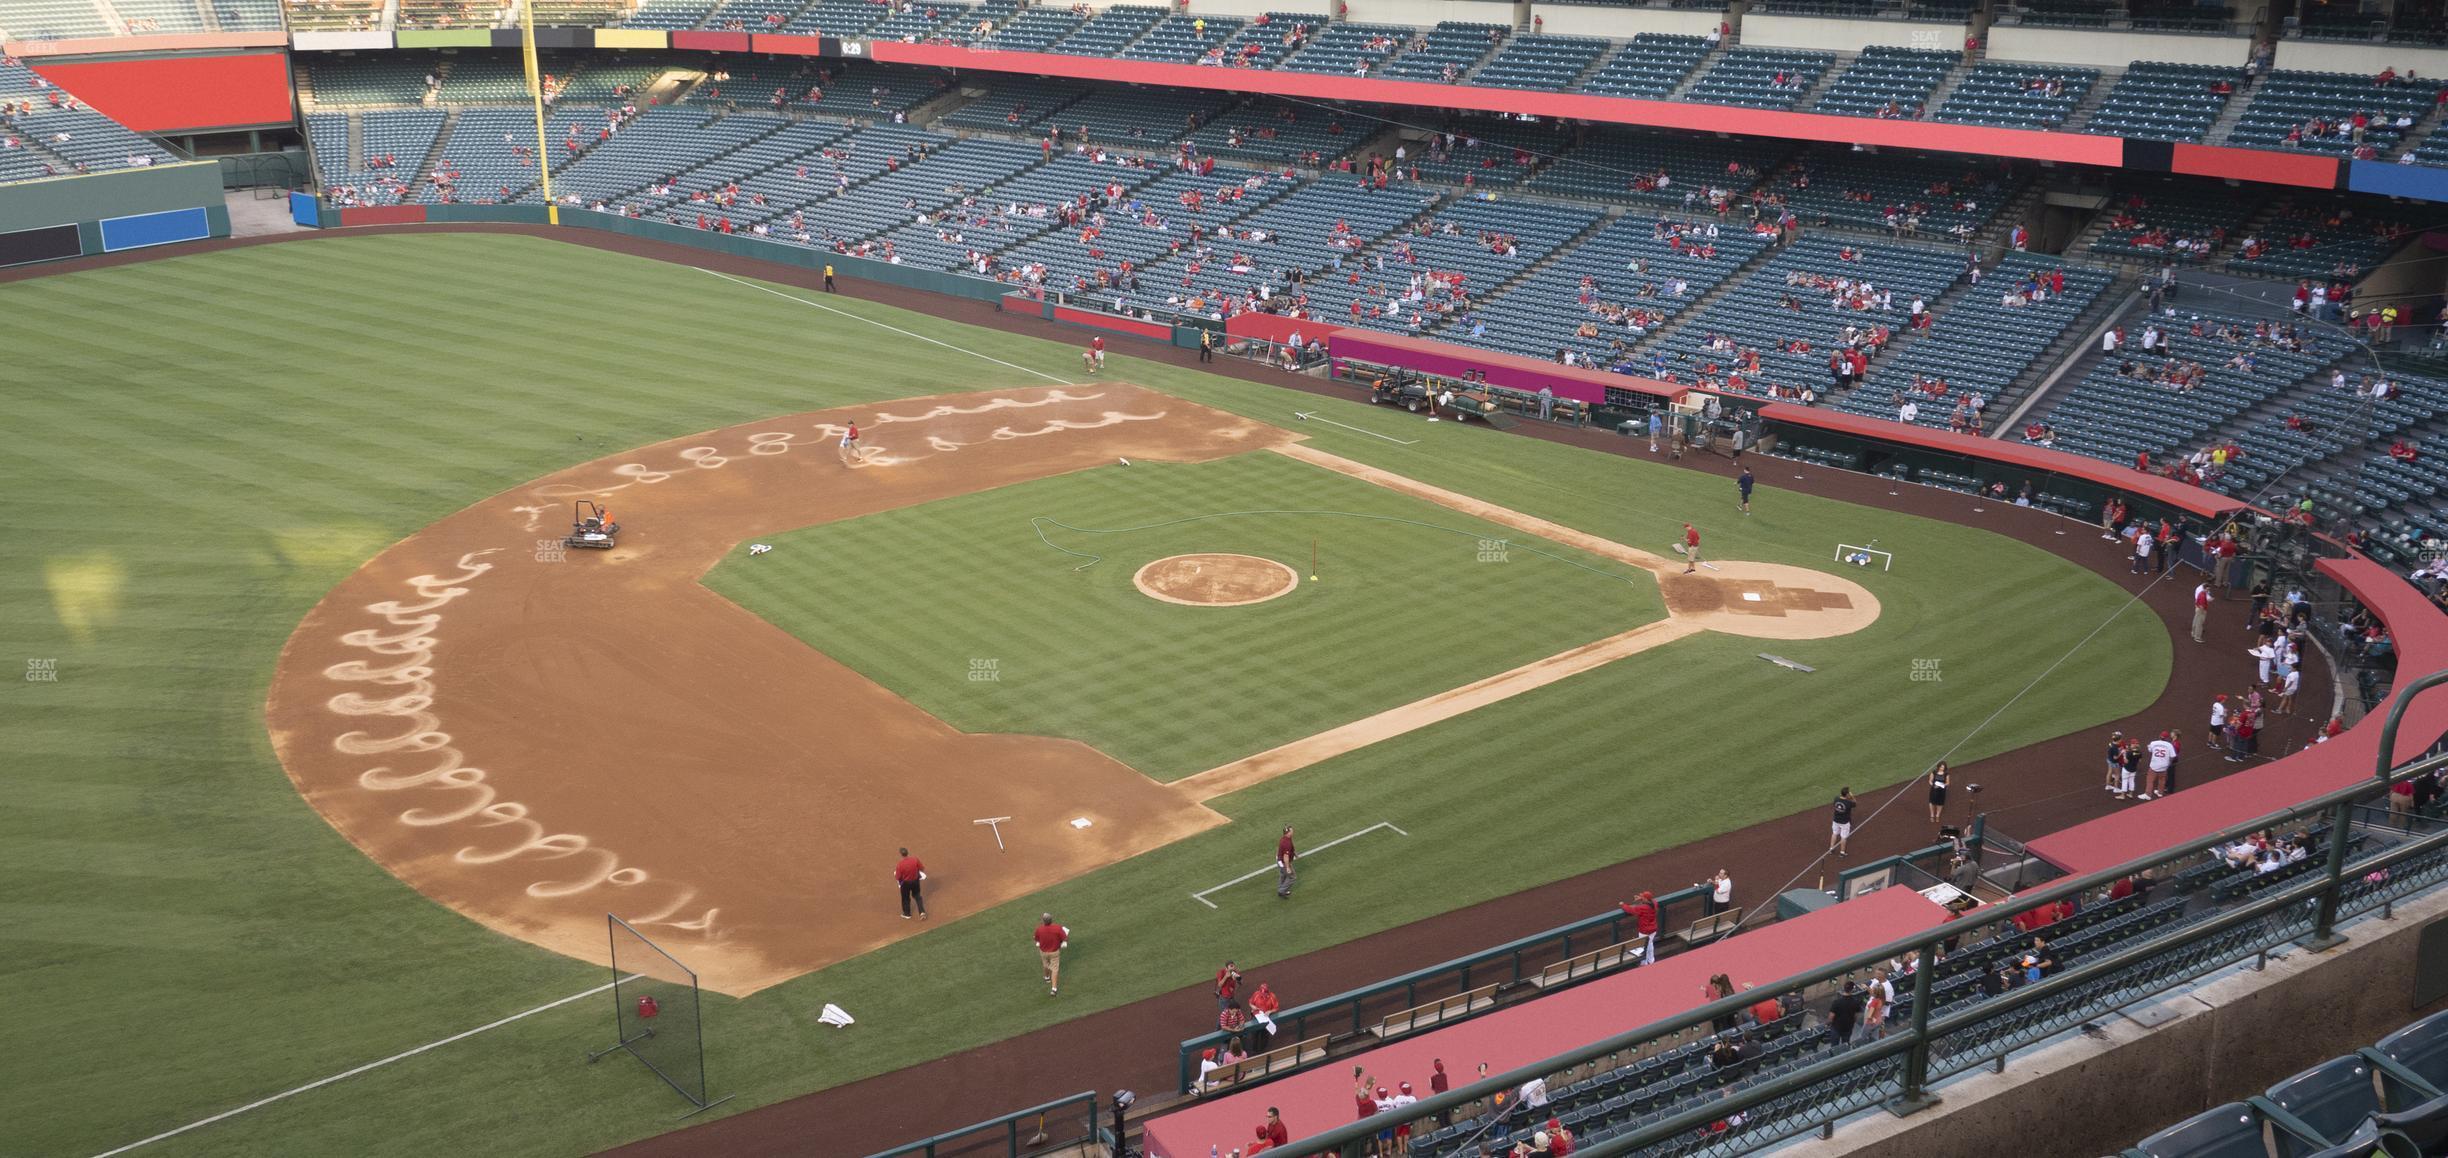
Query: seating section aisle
xmin=2036 ymin=312 xmax=2347 ymax=468
xmin=1448 ymin=214 xmax=1770 ymax=369
xmin=1650 ymin=236 xmax=1960 ymax=403
xmin=1288 ymin=197 xmax=1602 ymax=336
xmin=1527 ymin=129 xmax=1787 ymax=212
xmin=1471 ymin=35 xmax=1609 ymax=92
xmin=1122 ymin=13 xmax=1244 ymax=64
xmin=1862 ymin=253 xmax=2113 ymax=432
xmin=1767 ymin=151 xmax=2018 ymax=239
xmin=940 ymin=77 xmax=1088 ymax=133
xmin=1280 ymin=21 xmax=1412 ymax=75
xmin=1683 ymin=47 xmax=1833 ymax=110
xmin=2229 ymin=195 xmax=2417 ymax=279
xmin=1212 ymin=12 xmax=1325 ymax=70
xmin=321 ymin=108 xmax=446 ymax=204
xmin=1577 ymin=33 xmax=1711 ymax=100
xmin=2085 ymin=62 xmax=2241 ymax=143
xmin=1811 ymin=47 xmax=1954 ymax=120
xmin=2225 ymin=71 xmax=2434 ymax=156
xmin=1047 ymin=4 xmax=1166 ymax=59
xmin=1119 ymin=180 xmax=1433 ymax=316
xmin=1405 ymin=118 xmax=1569 ymax=189
xmin=2085 ymin=180 xmax=2259 ymax=264
xmin=1376 ymin=21 xmax=1505 ymax=84
xmin=1182 ymin=99 xmax=1366 ymax=165
xmin=985 ymin=164 xmax=1289 ymax=297
xmin=870 ymin=151 xmax=1167 ymax=273
xmin=1934 ymin=62 xmax=2098 ymax=130
xmin=303 ymin=54 xmax=441 ymax=108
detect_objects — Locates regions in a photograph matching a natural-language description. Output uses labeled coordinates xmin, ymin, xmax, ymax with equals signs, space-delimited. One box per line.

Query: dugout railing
xmin=1242 ymin=677 xmax=2448 ymax=1158
xmin=1176 ymin=826 xmax=1989 ymax=1094
xmin=862 ymin=1090 xmax=1100 ymax=1158
xmin=1174 ymin=882 xmax=1709 ymax=1092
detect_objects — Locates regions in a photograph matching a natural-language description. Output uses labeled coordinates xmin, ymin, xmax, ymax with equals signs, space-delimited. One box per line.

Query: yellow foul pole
xmin=521 ymin=0 xmax=559 ymax=225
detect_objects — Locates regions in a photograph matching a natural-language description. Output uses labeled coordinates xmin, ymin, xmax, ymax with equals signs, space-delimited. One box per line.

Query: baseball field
xmin=1 ymin=231 xmax=2169 ymax=1157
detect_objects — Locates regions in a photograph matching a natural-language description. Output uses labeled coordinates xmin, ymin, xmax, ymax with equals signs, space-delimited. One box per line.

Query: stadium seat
xmin=2263 ymin=1056 xmax=2386 ymax=1144
xmin=2373 ymin=1010 xmax=2448 ymax=1094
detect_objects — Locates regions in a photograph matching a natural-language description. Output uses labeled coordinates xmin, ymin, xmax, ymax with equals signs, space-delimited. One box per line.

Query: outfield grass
xmin=707 ymin=451 xmax=1662 ymax=779
xmin=0 ymin=234 xmax=2167 ymax=1158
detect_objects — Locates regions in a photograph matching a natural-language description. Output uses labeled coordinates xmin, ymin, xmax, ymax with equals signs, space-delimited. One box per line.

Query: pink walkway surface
xmin=2027 ymin=557 xmax=2448 ymax=876
xmin=1141 ymin=886 xmax=1950 ymax=1158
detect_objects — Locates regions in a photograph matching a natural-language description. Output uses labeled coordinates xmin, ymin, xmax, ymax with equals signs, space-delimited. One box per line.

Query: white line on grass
xmin=697 ymin=268 xmax=1071 ymax=385
xmin=91 ymin=975 xmax=640 ymax=1158
xmin=1191 ymin=821 xmax=1409 ymax=908
xmin=1293 ymin=410 xmax=1419 ymax=445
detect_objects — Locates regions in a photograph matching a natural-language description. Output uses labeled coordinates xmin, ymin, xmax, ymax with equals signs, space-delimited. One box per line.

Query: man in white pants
xmin=2145 ymin=733 xmax=2175 ymax=799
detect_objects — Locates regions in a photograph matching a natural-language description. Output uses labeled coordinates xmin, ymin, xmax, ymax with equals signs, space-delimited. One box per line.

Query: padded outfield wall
xmin=0 ymin=161 xmax=228 ymax=267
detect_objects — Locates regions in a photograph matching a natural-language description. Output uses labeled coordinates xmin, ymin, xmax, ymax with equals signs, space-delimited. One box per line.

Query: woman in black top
xmin=1926 ymin=761 xmax=1951 ymax=823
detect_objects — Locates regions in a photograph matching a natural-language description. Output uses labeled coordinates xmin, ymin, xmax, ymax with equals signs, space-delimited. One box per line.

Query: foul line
xmin=91 ymin=975 xmax=640 ymax=1158
xmin=1293 ymin=410 xmax=1419 ymax=445
xmin=1191 ymin=821 xmax=1408 ymax=908
xmin=697 ymin=267 xmax=1070 ymax=385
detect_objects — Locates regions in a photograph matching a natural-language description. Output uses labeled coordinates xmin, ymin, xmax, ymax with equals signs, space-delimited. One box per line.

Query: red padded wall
xmin=31 ymin=51 xmax=292 ymax=132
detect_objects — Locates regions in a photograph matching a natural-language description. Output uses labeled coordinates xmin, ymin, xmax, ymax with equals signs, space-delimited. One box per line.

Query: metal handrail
xmin=1174 ymin=883 xmax=1713 ymax=1091
xmin=864 ymin=1090 xmax=1098 ymax=1158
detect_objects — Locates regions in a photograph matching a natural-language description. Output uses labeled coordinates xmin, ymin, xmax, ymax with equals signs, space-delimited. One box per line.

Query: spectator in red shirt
xmin=1742 ymin=982 xmax=1782 ymax=1026
xmin=894 ymin=847 xmax=927 ymax=919
xmin=1620 ymin=891 xmax=1661 ymax=962
xmin=1263 ymin=1107 xmax=1291 ymax=1150
xmin=1216 ymin=960 xmax=1242 ymax=1009
xmin=1033 ymin=914 xmax=1068 ymax=994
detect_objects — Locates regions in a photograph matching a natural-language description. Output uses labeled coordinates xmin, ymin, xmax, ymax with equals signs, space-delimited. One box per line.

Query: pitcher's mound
xmin=1135 ymin=553 xmax=1298 ymax=607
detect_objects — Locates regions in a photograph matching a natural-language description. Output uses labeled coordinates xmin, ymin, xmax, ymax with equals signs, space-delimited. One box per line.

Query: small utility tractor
xmin=564 ymin=500 xmax=621 ymax=550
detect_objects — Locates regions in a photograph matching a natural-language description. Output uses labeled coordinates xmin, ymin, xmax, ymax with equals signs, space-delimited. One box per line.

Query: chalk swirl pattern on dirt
xmin=319 ymin=549 xmax=721 ymax=936
xmin=526 ymin=390 xmax=1167 ymax=488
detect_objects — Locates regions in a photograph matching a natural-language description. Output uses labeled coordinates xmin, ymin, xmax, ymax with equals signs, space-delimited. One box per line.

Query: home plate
xmin=1070 ymin=817 xmax=1093 ymax=829
xmin=1741 ymin=591 xmax=1764 ymax=602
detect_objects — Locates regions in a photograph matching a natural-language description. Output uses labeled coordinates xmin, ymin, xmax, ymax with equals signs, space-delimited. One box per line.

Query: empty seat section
xmin=1210 ymin=12 xmax=1325 ymax=69
xmin=2087 ymin=61 xmax=2243 ymax=143
xmin=2086 ymin=179 xmax=2260 ymax=264
xmin=1866 ymin=252 xmax=2112 ymax=431
xmin=1812 ymin=46 xmax=1953 ymax=119
xmin=1279 ymin=21 xmax=1410 ymax=75
xmin=1933 ymin=62 xmax=2097 ymax=129
xmin=1122 ymin=13 xmax=1245 ymax=64
xmin=2226 ymin=71 xmax=2433 ymax=156
xmin=1375 ymin=21 xmax=1505 ymax=84
xmin=1652 ymin=236 xmax=1960 ymax=403
xmin=1183 ymin=99 xmax=1369 ymax=165
xmin=1449 ymin=214 xmax=1766 ymax=367
xmin=1683 ymin=48 xmax=1833 ymax=110
xmin=1578 ymin=33 xmax=1709 ymax=100
xmin=1049 ymin=3 xmax=1166 ymax=58
xmin=1470 ymin=34 xmax=1607 ymax=92
xmin=1293 ymin=197 xmax=1601 ymax=334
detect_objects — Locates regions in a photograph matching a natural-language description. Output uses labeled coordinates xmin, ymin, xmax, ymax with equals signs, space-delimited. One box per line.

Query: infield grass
xmin=0 ymin=233 xmax=2166 ymax=1158
xmin=707 ymin=450 xmax=1663 ymax=779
